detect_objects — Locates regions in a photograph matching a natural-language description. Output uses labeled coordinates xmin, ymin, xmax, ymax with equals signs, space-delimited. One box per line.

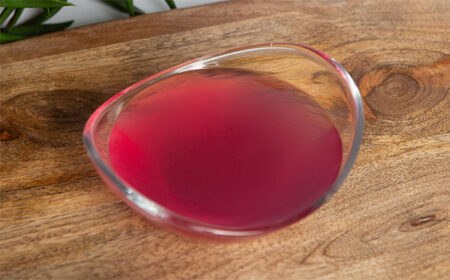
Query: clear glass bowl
xmin=83 ymin=43 xmax=364 ymax=239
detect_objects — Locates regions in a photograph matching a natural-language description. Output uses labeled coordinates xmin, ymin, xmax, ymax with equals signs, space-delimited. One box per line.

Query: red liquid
xmin=109 ymin=69 xmax=342 ymax=229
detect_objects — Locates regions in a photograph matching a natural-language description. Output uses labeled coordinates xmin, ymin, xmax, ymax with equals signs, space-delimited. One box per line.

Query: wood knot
xmin=0 ymin=128 xmax=11 ymax=141
xmin=0 ymin=122 xmax=20 ymax=142
xmin=357 ymin=59 xmax=448 ymax=137
xmin=410 ymin=215 xmax=436 ymax=227
xmin=399 ymin=214 xmax=444 ymax=232
xmin=365 ymin=72 xmax=422 ymax=117
xmin=312 ymin=71 xmax=334 ymax=84
xmin=378 ymin=73 xmax=418 ymax=98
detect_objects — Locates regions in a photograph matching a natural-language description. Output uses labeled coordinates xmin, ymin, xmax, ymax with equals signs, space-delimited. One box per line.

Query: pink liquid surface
xmin=109 ymin=69 xmax=342 ymax=229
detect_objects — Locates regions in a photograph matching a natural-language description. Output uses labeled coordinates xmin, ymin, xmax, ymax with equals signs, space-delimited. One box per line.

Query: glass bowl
xmin=83 ymin=43 xmax=364 ymax=239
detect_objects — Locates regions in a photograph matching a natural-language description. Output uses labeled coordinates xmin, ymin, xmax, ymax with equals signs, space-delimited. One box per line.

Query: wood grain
xmin=1 ymin=0 xmax=449 ymax=279
xmin=0 ymin=0 xmax=297 ymax=64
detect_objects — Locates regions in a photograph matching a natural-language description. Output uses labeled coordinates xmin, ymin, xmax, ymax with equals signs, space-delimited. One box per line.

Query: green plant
xmin=0 ymin=0 xmax=176 ymax=44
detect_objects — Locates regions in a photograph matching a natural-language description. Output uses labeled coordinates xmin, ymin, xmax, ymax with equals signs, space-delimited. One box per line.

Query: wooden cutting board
xmin=1 ymin=0 xmax=449 ymax=279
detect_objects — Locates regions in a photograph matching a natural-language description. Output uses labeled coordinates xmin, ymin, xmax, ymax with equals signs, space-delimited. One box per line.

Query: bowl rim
xmin=83 ymin=43 xmax=364 ymax=237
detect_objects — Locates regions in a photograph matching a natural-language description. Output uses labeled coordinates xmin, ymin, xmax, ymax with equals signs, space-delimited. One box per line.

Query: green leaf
xmin=22 ymin=2 xmax=67 ymax=25
xmin=165 ymin=0 xmax=176 ymax=9
xmin=9 ymin=20 xmax=73 ymax=35
xmin=0 ymin=30 xmax=25 ymax=43
xmin=100 ymin=0 xmax=143 ymax=16
xmin=4 ymin=8 xmax=23 ymax=33
xmin=125 ymin=0 xmax=133 ymax=16
xmin=0 ymin=7 xmax=14 ymax=25
xmin=0 ymin=0 xmax=74 ymax=8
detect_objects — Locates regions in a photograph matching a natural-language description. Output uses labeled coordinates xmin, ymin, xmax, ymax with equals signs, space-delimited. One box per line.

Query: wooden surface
xmin=1 ymin=0 xmax=449 ymax=279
